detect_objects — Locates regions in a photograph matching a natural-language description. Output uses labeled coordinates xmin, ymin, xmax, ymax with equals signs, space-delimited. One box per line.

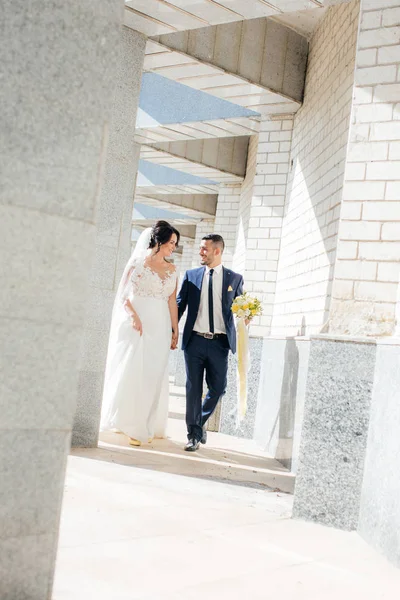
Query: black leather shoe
xmin=184 ymin=438 xmax=200 ymax=452
xmin=200 ymin=428 xmax=207 ymax=445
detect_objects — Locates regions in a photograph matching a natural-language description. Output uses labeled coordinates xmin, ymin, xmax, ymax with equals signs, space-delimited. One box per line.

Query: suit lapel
xmin=193 ymin=267 xmax=205 ymax=320
xmin=196 ymin=266 xmax=206 ymax=291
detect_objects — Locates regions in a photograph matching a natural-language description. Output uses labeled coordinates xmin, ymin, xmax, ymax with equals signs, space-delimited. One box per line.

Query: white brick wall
xmin=191 ymin=219 xmax=214 ymax=268
xmin=271 ymin=1 xmax=361 ymax=336
xmin=329 ymin=0 xmax=400 ymax=336
xmin=214 ymin=184 xmax=242 ymax=268
xmin=173 ymin=252 xmax=182 ymax=273
xmin=231 ymin=118 xmax=293 ymax=337
xmin=179 ymin=240 xmax=194 ymax=284
xmin=232 ymin=135 xmax=259 ymax=276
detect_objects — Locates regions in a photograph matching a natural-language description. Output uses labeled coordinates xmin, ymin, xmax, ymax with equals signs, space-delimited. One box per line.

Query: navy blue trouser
xmin=184 ymin=334 xmax=229 ymax=441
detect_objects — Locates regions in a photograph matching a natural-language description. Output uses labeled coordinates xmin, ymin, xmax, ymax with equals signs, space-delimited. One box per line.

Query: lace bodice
xmin=130 ymin=260 xmax=177 ymax=301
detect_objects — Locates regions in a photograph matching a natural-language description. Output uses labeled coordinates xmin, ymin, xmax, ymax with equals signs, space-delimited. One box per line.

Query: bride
xmin=100 ymin=220 xmax=180 ymax=446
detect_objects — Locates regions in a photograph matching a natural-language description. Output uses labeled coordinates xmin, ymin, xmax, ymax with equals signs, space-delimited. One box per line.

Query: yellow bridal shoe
xmin=129 ymin=438 xmax=141 ymax=446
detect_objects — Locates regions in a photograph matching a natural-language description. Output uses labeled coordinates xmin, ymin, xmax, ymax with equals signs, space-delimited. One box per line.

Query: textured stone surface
xmin=0 ymin=534 xmax=56 ymax=600
xmin=254 ymin=337 xmax=310 ymax=472
xmin=293 ymin=338 xmax=376 ymax=531
xmin=0 ymin=1 xmax=124 ymax=597
xmin=0 ymin=431 xmax=70 ymax=539
xmin=0 ymin=318 xmax=81 ymax=430
xmin=220 ymin=337 xmax=263 ymax=440
xmin=0 ymin=205 xmax=94 ymax=326
xmin=0 ymin=2 xmax=122 ymax=220
xmin=72 ymin=372 xmax=105 ymax=448
xmin=359 ymin=342 xmax=400 ymax=568
xmin=90 ymin=243 xmax=119 ymax=290
xmin=73 ymin=27 xmax=146 ymax=448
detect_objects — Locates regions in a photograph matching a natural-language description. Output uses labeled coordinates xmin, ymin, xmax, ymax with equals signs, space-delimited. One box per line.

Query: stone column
xmin=233 ymin=135 xmax=259 ymax=276
xmin=213 ymin=185 xmax=242 ymax=267
xmin=179 ymin=240 xmax=194 ymax=284
xmin=173 ymin=251 xmax=182 ymax=273
xmin=191 ymin=219 xmax=214 ymax=267
xmin=219 ymin=124 xmax=293 ymax=438
xmin=207 ymin=186 xmax=241 ymax=432
xmin=0 ymin=1 xmax=123 ymax=596
xmin=294 ymin=0 xmax=400 ymax=533
xmin=244 ymin=116 xmax=294 ymax=337
xmin=72 ymin=27 xmax=146 ymax=447
xmin=328 ymin=2 xmax=400 ymax=338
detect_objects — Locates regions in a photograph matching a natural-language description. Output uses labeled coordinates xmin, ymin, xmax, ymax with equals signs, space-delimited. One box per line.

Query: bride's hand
xmin=171 ymin=331 xmax=178 ymax=350
xmin=131 ymin=315 xmax=143 ymax=336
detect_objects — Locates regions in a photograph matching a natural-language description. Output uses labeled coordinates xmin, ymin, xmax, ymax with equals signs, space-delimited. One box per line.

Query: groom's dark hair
xmin=202 ymin=234 xmax=225 ymax=252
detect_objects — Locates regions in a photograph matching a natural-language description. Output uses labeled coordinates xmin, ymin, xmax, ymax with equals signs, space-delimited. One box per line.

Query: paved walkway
xmin=53 ymin=386 xmax=400 ymax=599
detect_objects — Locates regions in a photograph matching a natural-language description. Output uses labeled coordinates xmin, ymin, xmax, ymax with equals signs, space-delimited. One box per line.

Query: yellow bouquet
xmin=231 ymin=293 xmax=262 ymax=425
xmin=231 ymin=292 xmax=263 ymax=321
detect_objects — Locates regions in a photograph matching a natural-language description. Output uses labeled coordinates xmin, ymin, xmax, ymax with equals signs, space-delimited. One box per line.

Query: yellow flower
xmin=232 ymin=305 xmax=238 ymax=313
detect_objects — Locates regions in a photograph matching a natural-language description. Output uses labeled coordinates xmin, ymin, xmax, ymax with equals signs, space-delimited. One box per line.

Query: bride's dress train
xmin=100 ymin=260 xmax=177 ymax=442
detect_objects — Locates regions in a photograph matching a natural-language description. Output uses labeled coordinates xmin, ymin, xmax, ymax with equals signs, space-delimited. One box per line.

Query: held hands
xmin=171 ymin=330 xmax=178 ymax=350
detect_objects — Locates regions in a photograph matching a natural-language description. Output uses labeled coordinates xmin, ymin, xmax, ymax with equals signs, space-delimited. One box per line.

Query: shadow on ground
xmin=72 ymin=429 xmax=294 ymax=494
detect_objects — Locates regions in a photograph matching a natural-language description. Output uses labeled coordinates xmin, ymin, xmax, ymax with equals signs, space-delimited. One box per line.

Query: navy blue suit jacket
xmin=177 ymin=266 xmax=244 ymax=354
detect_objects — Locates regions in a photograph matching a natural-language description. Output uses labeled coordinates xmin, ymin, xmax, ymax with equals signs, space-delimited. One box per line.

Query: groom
xmin=177 ymin=234 xmax=244 ymax=451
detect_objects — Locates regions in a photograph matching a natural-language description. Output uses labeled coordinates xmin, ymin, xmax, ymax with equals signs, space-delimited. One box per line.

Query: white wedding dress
xmin=100 ymin=251 xmax=177 ymax=442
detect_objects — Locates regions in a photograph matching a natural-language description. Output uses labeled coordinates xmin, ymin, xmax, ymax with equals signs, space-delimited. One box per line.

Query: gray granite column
xmin=0 ymin=1 xmax=122 ymax=597
xmin=293 ymin=336 xmax=376 ymax=531
xmin=72 ymin=27 xmax=146 ymax=447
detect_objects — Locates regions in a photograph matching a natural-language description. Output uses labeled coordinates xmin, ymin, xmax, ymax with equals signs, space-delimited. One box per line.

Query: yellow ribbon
xmin=236 ymin=317 xmax=250 ymax=425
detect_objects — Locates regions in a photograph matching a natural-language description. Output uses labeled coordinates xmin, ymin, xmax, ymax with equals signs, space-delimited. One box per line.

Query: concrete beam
xmin=136 ymin=182 xmax=218 ymax=195
xmin=271 ymin=7 xmax=327 ymax=39
xmin=148 ymin=18 xmax=308 ymax=108
xmin=135 ymin=115 xmax=260 ymax=143
xmin=136 ymin=193 xmax=217 ymax=219
xmin=133 ymin=219 xmax=197 ymax=241
xmin=124 ymin=1 xmax=353 ymax=38
xmin=140 ymin=136 xmax=249 ymax=183
xmin=136 ymin=159 xmax=219 ymax=196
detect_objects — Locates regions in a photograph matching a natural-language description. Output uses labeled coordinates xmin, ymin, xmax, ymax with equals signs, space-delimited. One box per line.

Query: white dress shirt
xmin=193 ymin=264 xmax=226 ymax=334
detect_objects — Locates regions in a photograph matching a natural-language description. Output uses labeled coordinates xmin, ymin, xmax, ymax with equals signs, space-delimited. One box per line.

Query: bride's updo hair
xmin=149 ymin=220 xmax=180 ymax=253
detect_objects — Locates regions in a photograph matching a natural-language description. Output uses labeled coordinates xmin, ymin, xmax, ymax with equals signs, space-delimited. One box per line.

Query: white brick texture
xmin=191 ymin=220 xmax=214 ymax=268
xmin=233 ymin=118 xmax=293 ymax=337
xmin=271 ymin=1 xmax=361 ymax=336
xmin=232 ymin=135 xmax=258 ymax=276
xmin=330 ymin=0 xmax=400 ymax=337
xmin=179 ymin=240 xmax=194 ymax=285
xmin=214 ymin=184 xmax=242 ymax=268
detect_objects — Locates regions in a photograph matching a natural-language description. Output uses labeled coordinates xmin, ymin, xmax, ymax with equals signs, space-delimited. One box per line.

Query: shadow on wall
xmin=277 ymin=2 xmax=360 ymax=336
xmin=267 ymin=338 xmax=299 ymax=470
xmin=253 ymin=327 xmax=310 ymax=473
